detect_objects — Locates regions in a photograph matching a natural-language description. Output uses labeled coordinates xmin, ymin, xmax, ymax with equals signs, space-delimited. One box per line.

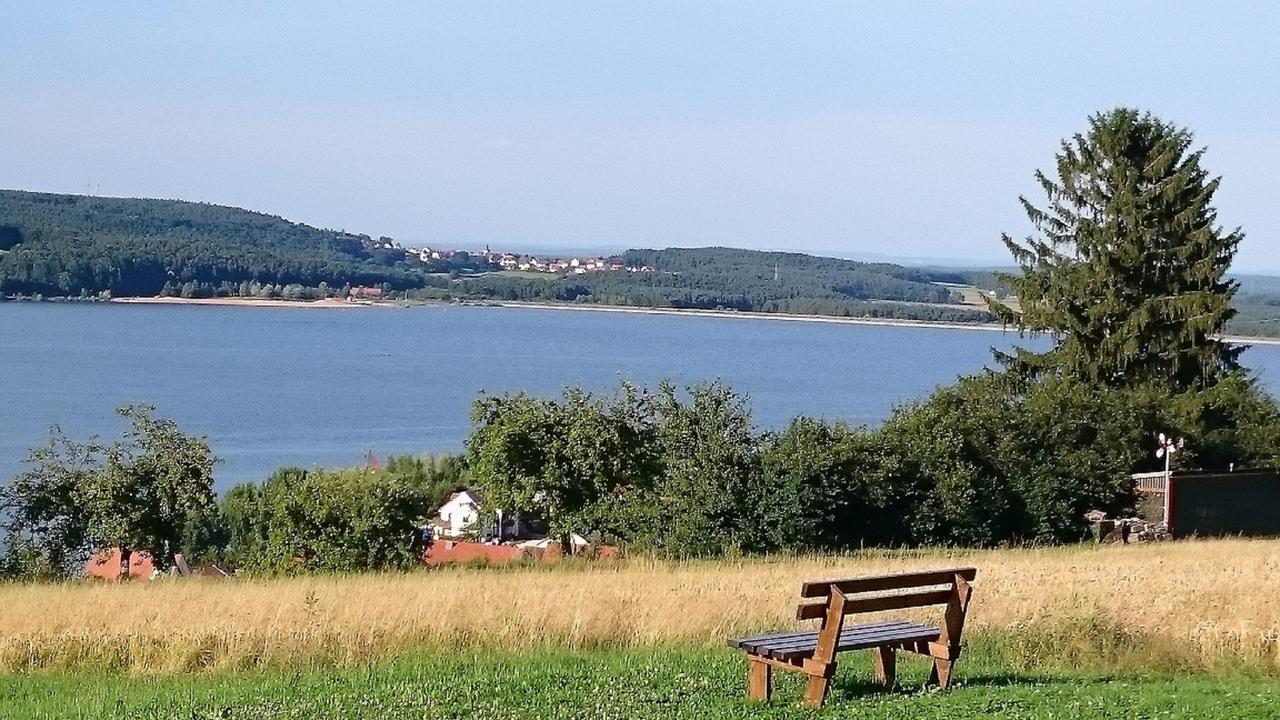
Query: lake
xmin=4 ymin=303 xmax=1280 ymax=489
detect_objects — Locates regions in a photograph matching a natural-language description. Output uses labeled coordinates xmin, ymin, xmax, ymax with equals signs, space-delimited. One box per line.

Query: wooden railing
xmin=1132 ymin=471 xmax=1167 ymax=495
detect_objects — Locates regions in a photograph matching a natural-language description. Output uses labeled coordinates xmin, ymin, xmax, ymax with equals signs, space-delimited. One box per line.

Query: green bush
xmin=219 ymin=455 xmax=466 ymax=574
xmin=467 ymin=372 xmax=1280 ymax=553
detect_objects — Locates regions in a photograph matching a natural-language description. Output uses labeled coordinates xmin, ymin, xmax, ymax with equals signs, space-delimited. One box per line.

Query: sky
xmin=3 ymin=2 xmax=1279 ymax=269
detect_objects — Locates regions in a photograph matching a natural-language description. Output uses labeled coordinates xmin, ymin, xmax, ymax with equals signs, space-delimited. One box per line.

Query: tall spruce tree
xmin=991 ymin=108 xmax=1243 ymax=390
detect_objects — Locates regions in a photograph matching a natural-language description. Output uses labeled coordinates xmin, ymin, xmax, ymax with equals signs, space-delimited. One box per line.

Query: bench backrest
xmin=796 ymin=567 xmax=977 ymax=620
xmin=796 ymin=567 xmax=976 ymax=668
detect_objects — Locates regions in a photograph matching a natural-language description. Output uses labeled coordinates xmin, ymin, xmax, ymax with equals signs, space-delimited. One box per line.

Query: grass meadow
xmin=2 ymin=539 xmax=1279 ymax=717
xmin=4 ymin=645 xmax=1280 ymax=720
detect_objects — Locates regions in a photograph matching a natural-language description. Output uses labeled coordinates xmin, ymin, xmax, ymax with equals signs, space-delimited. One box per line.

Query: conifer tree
xmin=991 ymin=108 xmax=1242 ymax=390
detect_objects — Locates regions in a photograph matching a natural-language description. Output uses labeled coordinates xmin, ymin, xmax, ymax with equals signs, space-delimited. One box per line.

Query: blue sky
xmin=3 ymin=3 xmax=1279 ymax=269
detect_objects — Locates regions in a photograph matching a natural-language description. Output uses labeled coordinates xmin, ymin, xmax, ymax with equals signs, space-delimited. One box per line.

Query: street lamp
xmin=1155 ymin=433 xmax=1184 ymax=530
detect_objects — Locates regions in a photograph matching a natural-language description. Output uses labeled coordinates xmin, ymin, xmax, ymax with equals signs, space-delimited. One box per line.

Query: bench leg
xmin=871 ymin=647 xmax=896 ymax=686
xmin=747 ymin=657 xmax=772 ymax=702
xmin=928 ymin=658 xmax=954 ymax=689
xmin=803 ymin=674 xmax=830 ymax=708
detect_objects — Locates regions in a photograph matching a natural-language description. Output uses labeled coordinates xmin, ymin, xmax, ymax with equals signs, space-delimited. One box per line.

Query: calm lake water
xmin=5 ymin=303 xmax=1280 ymax=489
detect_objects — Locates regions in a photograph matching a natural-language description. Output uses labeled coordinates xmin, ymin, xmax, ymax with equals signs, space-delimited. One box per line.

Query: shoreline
xmin=86 ymin=296 xmax=1280 ymax=344
xmin=106 ymin=295 xmax=1008 ymax=330
xmin=109 ymin=296 xmax=382 ymax=309
xmin=484 ymin=301 xmax=1015 ymax=333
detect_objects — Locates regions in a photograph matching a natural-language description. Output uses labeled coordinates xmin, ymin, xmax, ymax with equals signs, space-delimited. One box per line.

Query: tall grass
xmin=2 ymin=539 xmax=1277 ymax=673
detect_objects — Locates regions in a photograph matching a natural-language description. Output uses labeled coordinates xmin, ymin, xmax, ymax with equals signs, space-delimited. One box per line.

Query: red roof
xmin=424 ymin=540 xmax=526 ymax=566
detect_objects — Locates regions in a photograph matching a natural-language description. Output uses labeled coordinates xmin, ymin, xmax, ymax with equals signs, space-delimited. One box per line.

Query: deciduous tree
xmin=1 ymin=406 xmax=218 ymax=579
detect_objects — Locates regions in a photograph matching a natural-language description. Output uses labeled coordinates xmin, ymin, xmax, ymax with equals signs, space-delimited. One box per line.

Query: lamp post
xmin=1156 ymin=433 xmax=1184 ymax=531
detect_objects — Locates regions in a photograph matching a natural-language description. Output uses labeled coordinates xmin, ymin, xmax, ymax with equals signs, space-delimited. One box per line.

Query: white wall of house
xmin=429 ymin=490 xmax=523 ymax=540
xmin=434 ymin=491 xmax=482 ymax=537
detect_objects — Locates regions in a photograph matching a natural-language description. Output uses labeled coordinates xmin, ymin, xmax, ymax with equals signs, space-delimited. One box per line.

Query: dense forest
xmin=0 ymin=190 xmax=429 ymax=296
xmin=439 ymin=276 xmax=993 ymax=322
xmin=437 ymin=247 xmax=993 ymax=321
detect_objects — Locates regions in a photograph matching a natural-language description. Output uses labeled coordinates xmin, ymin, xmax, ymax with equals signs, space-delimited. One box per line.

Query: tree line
xmin=6 ymin=367 xmax=1278 ymax=579
xmin=430 ymin=268 xmax=994 ymax=323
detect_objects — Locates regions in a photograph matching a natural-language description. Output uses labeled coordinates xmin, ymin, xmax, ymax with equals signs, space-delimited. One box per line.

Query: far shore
xmin=111 ymin=295 xmax=1012 ymax=331
xmin=110 ymin=296 xmax=382 ymax=309
xmin=97 ymin=295 xmax=1280 ymax=344
xmin=487 ymin=300 xmax=1014 ymax=333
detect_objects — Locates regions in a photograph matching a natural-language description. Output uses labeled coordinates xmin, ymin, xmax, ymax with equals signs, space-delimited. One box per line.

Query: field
xmin=933 ymin=282 xmax=991 ymax=306
xmin=1 ymin=539 xmax=1278 ymax=673
xmin=4 ymin=646 xmax=1280 ymax=719
xmin=2 ymin=539 xmax=1278 ymax=717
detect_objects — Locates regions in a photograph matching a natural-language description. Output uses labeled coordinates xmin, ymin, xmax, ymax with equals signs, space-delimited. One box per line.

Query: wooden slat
xmin=771 ymin=624 xmax=940 ymax=661
xmin=744 ymin=620 xmax=918 ymax=650
xmin=727 ymin=620 xmax=906 ymax=650
xmin=740 ymin=621 xmax=918 ymax=656
xmin=778 ymin=622 xmax=942 ymax=655
xmin=796 ymin=588 xmax=953 ymax=620
xmin=745 ymin=652 xmax=807 ymax=674
xmin=747 ymin=622 xmax=940 ymax=661
xmin=800 ymin=567 xmax=977 ymax=598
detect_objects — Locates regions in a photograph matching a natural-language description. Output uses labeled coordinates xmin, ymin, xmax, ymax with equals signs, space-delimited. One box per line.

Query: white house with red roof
xmin=427 ymin=489 xmax=525 ymax=540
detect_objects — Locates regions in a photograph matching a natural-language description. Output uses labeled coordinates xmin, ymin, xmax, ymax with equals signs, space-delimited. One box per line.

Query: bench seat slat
xmin=734 ymin=620 xmax=918 ymax=655
xmin=730 ymin=620 xmax=940 ymax=661
xmin=726 ymin=619 xmax=908 ymax=649
xmin=775 ymin=625 xmax=940 ymax=661
xmin=740 ymin=620 xmax=918 ymax=650
xmin=763 ymin=623 xmax=940 ymax=661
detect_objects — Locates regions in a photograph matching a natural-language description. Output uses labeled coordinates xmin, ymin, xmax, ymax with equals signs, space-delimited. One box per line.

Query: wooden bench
xmin=727 ymin=567 xmax=976 ymax=708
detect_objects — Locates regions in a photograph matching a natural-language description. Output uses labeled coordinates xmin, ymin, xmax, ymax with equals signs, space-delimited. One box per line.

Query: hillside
xmin=0 ymin=190 xmax=998 ymax=322
xmin=0 ymin=190 xmax=423 ymax=297
xmin=444 ymin=247 xmax=994 ymax=321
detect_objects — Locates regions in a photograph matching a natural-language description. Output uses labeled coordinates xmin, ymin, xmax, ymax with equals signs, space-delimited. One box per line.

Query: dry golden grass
xmin=2 ymin=539 xmax=1278 ymax=673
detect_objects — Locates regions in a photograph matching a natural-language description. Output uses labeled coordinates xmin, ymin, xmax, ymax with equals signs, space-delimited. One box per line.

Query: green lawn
xmin=1 ymin=646 xmax=1275 ymax=720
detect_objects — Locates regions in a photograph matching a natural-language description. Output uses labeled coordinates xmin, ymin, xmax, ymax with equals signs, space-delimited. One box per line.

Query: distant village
xmin=358 ymin=233 xmax=655 ymax=276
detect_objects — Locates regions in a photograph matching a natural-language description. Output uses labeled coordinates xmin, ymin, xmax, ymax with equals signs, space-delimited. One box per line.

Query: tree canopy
xmin=0 ymin=406 xmax=217 ymax=579
xmin=991 ymin=108 xmax=1242 ymax=390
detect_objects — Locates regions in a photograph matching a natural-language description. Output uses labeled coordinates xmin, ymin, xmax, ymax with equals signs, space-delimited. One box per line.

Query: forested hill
xmin=621 ymin=247 xmax=952 ymax=303
xmin=0 ymin=190 xmax=421 ymax=296
xmin=0 ymin=189 xmax=997 ymax=322
xmin=442 ymin=246 xmax=989 ymax=320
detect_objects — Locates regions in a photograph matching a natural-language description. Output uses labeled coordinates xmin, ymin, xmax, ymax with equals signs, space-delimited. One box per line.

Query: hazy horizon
xmin=4 ymin=4 xmax=1279 ymax=271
